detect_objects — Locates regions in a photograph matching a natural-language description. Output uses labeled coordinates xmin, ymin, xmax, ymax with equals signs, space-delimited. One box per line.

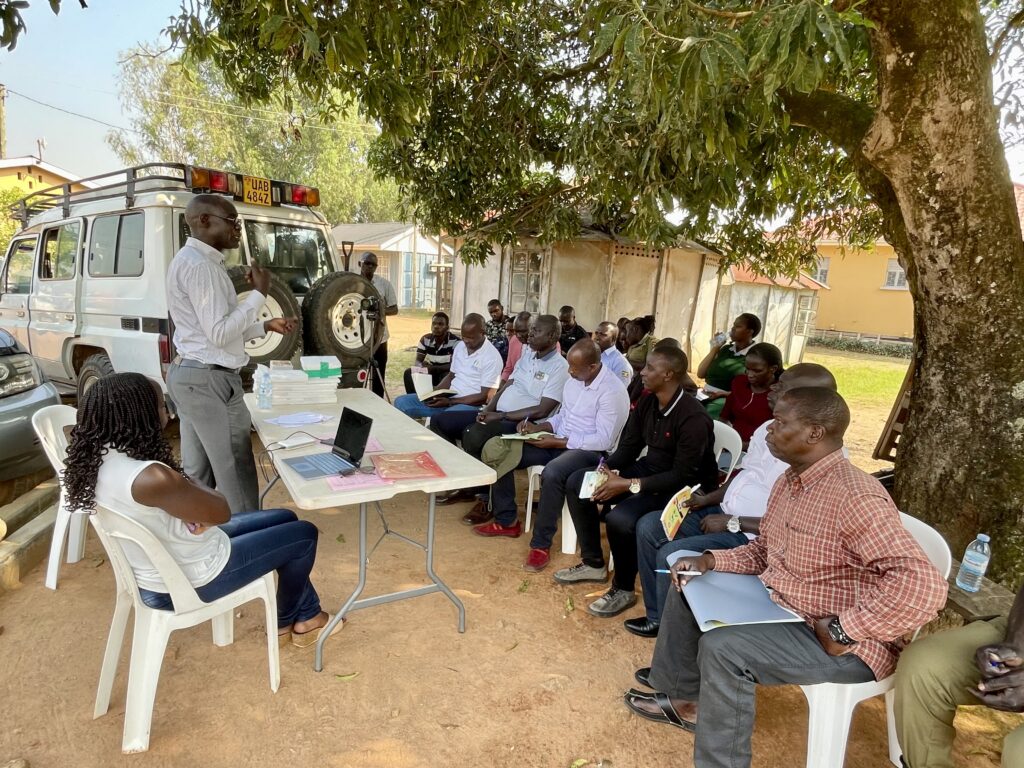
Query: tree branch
xmin=990 ymin=3 xmax=1024 ymax=64
xmin=685 ymin=1 xmax=756 ymax=21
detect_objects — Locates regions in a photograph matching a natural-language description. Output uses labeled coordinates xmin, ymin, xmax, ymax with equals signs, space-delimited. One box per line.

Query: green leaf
xmin=517 ymin=579 xmax=530 ymax=593
xmin=334 ymin=672 xmax=360 ymax=681
xmin=335 ymin=533 xmax=345 ymax=543
xmin=591 ymin=14 xmax=623 ymax=61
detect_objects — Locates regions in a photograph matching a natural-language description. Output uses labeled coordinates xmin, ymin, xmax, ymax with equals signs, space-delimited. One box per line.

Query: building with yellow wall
xmin=811 ymin=183 xmax=1024 ymax=341
xmin=810 ymin=240 xmax=914 ymax=340
xmin=0 ymin=156 xmax=94 ymax=196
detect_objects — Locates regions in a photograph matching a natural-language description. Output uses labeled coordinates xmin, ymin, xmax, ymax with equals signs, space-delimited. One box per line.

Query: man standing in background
xmin=358 ymin=251 xmax=399 ymax=397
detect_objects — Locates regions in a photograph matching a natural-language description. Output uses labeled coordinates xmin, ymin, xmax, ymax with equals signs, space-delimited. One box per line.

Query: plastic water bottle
xmin=256 ymin=368 xmax=273 ymax=410
xmin=955 ymin=534 xmax=991 ymax=593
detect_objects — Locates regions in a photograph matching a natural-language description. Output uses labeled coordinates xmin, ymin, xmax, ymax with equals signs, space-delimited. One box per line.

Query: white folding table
xmin=244 ymin=389 xmax=495 ymax=671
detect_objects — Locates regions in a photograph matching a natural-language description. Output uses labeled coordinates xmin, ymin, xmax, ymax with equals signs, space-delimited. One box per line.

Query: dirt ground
xmin=2 ymin=316 xmax=1019 ymax=766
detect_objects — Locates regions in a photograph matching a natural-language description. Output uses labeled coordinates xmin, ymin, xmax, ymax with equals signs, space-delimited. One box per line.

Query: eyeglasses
xmin=208 ymin=213 xmax=242 ymax=229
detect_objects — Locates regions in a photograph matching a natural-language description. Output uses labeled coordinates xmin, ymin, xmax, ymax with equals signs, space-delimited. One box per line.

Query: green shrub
xmin=808 ymin=336 xmax=913 ymax=359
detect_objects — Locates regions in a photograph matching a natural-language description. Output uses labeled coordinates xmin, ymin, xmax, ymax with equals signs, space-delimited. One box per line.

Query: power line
xmin=5 ymin=88 xmax=140 ymax=134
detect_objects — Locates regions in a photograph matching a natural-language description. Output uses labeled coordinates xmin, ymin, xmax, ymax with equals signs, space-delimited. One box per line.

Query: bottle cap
xmin=977 ymin=533 xmax=990 ymax=543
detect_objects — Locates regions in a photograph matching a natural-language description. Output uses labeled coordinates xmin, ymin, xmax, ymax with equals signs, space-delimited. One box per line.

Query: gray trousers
xmin=166 ymin=363 xmax=259 ymax=514
xmin=649 ymin=589 xmax=874 ymax=768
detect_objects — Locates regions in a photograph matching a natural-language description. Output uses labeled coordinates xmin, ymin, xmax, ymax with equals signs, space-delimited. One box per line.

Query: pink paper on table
xmin=325 ymin=472 xmax=394 ymax=491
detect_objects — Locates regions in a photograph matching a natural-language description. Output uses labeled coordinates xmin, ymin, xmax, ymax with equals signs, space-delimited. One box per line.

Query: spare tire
xmin=302 ymin=272 xmax=384 ymax=369
xmin=227 ymin=266 xmax=303 ymax=368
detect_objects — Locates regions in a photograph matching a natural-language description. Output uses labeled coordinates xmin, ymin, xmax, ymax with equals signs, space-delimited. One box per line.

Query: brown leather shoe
xmin=462 ymin=500 xmax=493 ymax=525
xmin=438 ymin=488 xmax=478 ymax=506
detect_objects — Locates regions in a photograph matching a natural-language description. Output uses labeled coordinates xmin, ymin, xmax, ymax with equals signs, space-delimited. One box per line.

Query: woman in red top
xmin=719 ymin=342 xmax=783 ymax=448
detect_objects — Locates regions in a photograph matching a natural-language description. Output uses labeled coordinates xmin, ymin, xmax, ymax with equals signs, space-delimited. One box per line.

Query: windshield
xmin=178 ymin=214 xmax=335 ymax=295
xmin=243 ymin=220 xmax=334 ymax=295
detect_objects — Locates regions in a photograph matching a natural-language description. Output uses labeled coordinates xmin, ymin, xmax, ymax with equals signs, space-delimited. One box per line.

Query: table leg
xmin=425 ymin=492 xmax=466 ymax=633
xmin=314 ymin=501 xmax=369 ymax=673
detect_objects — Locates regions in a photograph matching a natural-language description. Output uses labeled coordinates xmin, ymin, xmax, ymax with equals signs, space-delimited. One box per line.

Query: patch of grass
xmin=803 ymin=348 xmax=908 ymax=408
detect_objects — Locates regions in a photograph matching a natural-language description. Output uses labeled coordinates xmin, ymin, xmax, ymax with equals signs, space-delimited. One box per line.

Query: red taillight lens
xmin=159 ymin=334 xmax=171 ymax=364
xmin=210 ymin=171 xmax=230 ymax=192
xmin=290 ymin=185 xmax=307 ymax=205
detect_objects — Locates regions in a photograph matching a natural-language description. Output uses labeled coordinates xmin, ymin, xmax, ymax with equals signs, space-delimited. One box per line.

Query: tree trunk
xmin=862 ymin=0 xmax=1024 ymax=586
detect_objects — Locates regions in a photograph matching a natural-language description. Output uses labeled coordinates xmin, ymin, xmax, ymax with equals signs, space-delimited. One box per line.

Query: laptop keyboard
xmin=304 ymin=452 xmax=354 ymax=474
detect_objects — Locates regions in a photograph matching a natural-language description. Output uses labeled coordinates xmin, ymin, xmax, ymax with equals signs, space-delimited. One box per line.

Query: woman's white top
xmin=94 ymin=450 xmax=230 ymax=592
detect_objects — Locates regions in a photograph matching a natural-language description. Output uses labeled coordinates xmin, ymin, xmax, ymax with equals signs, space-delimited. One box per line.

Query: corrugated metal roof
xmin=331 ymin=221 xmax=412 ymax=247
xmin=729 ymin=264 xmax=823 ymax=291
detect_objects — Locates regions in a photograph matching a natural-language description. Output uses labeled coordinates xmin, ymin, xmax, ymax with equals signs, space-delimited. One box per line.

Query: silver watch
xmin=726 ymin=515 xmax=741 ymax=534
xmin=629 ymin=479 xmax=641 ymax=494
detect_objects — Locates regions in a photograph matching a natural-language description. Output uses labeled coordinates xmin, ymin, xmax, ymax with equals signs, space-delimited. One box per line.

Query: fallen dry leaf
xmin=334 ymin=672 xmax=359 ymax=681
xmin=335 ymin=533 xmax=346 ymax=543
xmin=517 ymin=579 xmax=530 ymax=593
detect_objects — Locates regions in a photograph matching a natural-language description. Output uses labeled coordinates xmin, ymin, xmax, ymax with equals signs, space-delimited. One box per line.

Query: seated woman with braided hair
xmin=63 ymin=372 xmax=340 ymax=648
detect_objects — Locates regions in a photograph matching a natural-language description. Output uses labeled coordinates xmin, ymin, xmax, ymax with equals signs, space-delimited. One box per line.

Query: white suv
xmin=0 ymin=163 xmax=346 ymax=399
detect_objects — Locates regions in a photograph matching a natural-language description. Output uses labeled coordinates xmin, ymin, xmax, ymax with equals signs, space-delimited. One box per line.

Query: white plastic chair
xmin=88 ymin=504 xmax=280 ymax=753
xmin=522 ymin=465 xmax=578 ymax=555
xmin=799 ymin=512 xmax=951 ymax=768
xmin=31 ymin=404 xmax=84 ymax=590
xmin=712 ymin=421 xmax=743 ymax=482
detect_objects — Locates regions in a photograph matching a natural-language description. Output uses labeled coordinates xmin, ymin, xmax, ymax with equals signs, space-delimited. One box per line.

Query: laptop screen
xmin=333 ymin=407 xmax=373 ymax=464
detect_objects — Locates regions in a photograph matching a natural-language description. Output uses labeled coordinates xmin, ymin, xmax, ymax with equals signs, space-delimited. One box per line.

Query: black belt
xmin=175 ymin=358 xmax=241 ymax=374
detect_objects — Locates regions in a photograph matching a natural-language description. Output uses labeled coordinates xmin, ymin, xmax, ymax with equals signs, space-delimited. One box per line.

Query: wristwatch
xmin=827 ymin=616 xmax=855 ymax=646
xmin=629 ymin=479 xmax=642 ymax=494
xmin=726 ymin=515 xmax=741 ymax=534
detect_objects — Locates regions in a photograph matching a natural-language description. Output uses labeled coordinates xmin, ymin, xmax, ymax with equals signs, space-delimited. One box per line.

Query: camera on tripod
xmin=360 ymin=295 xmax=381 ymax=320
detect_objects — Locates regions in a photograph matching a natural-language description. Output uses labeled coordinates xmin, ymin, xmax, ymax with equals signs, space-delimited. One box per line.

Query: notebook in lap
xmin=282 ymin=407 xmax=373 ymax=479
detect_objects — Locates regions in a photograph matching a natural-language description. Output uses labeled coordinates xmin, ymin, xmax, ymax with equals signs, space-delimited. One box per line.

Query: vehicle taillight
xmin=159 ymin=334 xmax=171 ymax=365
xmin=210 ymin=171 xmax=230 ymax=192
xmin=191 ymin=167 xmax=210 ymax=189
xmin=290 ymin=185 xmax=307 ymax=205
xmin=305 ymin=187 xmax=320 ymax=206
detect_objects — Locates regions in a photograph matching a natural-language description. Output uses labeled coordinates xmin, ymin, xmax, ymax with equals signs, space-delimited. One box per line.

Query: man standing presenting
xmin=358 ymin=251 xmax=399 ymax=397
xmin=558 ymin=305 xmax=589 ymax=355
xmin=166 ymin=195 xmax=297 ymax=513
xmin=593 ymin=321 xmax=634 ymax=386
xmin=624 ymin=388 xmax=947 ymax=768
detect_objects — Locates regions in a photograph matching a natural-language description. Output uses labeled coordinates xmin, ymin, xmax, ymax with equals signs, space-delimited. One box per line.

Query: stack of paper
xmin=300 ymin=355 xmax=342 ymax=378
xmin=269 ymin=369 xmax=338 ymax=405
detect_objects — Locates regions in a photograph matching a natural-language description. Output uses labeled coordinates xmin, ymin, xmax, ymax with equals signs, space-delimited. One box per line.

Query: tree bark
xmin=861 ymin=0 xmax=1024 ymax=586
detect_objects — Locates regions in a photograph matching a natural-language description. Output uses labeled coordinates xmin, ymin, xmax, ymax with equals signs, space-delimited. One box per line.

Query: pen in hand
xmin=656 ymin=569 xmax=702 ymax=576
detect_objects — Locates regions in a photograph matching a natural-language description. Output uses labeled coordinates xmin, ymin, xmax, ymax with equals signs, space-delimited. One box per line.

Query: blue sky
xmin=0 ymin=1 xmax=1022 ymax=184
xmin=0 ymin=0 xmax=180 ymax=177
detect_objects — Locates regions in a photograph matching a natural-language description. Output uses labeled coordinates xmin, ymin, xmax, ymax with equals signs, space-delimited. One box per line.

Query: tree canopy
xmin=109 ymin=52 xmax=401 ymax=225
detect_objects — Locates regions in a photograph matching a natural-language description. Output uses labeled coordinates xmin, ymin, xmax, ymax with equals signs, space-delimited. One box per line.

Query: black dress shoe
xmin=623 ymin=616 xmax=660 ymax=638
xmin=634 ymin=667 xmax=653 ymax=688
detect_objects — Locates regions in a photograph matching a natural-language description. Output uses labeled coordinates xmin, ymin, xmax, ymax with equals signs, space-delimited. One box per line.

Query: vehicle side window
xmin=3 ymin=237 xmax=38 ymax=294
xmin=88 ymin=212 xmax=144 ymax=277
xmin=39 ymin=222 xmax=81 ymax=280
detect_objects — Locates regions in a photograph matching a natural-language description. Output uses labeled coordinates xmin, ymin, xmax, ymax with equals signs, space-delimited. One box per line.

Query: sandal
xmin=623 ymin=689 xmax=696 ymax=732
xmin=291 ymin=614 xmax=345 ymax=648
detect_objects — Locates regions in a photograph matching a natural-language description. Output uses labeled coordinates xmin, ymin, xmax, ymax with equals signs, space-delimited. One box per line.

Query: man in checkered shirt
xmin=623 ymin=386 xmax=948 ymax=768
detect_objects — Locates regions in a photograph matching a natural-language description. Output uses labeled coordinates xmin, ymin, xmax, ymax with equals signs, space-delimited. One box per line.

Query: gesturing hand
xmin=248 ymin=264 xmax=271 ymax=295
xmin=264 ymin=317 xmax=298 ymax=334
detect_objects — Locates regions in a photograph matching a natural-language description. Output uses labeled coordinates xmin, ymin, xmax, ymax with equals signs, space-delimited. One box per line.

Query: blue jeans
xmin=636 ymin=504 xmax=748 ymax=622
xmin=393 ymin=394 xmax=479 ymax=420
xmin=139 ymin=508 xmax=322 ymax=629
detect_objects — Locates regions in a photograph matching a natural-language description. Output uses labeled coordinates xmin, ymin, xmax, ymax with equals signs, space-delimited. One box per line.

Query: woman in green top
xmin=696 ymin=312 xmax=762 ymax=419
xmin=624 ymin=315 xmax=659 ymax=372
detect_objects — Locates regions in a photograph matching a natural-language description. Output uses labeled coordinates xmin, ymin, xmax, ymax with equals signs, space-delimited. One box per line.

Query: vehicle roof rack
xmin=10 ymin=163 xmax=203 ymax=227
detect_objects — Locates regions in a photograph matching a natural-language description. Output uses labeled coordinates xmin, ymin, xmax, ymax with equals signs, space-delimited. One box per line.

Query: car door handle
xmin=64 ymin=313 xmax=75 ymax=321
xmin=17 ymin=311 xmax=25 ymax=318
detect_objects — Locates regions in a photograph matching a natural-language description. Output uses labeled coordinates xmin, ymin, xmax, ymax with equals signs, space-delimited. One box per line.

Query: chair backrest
xmin=712 ymin=420 xmax=743 ymax=481
xmin=31 ymin=404 xmax=78 ymax=473
xmin=899 ymin=512 xmax=952 ymax=579
xmin=89 ymin=505 xmax=207 ymax=614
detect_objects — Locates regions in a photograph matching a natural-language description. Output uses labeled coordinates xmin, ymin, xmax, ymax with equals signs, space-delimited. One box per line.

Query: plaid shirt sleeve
xmin=837 ymin=493 xmax=948 ymax=642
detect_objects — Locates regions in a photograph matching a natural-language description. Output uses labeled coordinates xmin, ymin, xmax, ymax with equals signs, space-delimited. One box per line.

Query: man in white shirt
xmin=440 ymin=315 xmax=568 ymax=516
xmin=166 ymin=195 xmax=297 ymax=513
xmin=624 ymin=362 xmax=838 ymax=638
xmin=593 ymin=321 xmax=634 ymax=387
xmin=476 ymin=339 xmax=629 ymax=567
xmin=393 ymin=313 xmax=503 ymax=419
xmin=358 ymin=251 xmax=399 ymax=397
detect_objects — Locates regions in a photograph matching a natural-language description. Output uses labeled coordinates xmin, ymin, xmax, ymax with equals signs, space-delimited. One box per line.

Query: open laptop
xmin=282 ymin=408 xmax=373 ymax=479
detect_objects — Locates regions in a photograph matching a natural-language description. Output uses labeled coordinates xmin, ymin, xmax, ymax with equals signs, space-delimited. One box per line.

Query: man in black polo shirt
xmin=558 ymin=305 xmax=589 ymax=356
xmin=403 ymin=311 xmax=461 ymax=393
xmin=554 ymin=346 xmax=719 ymax=618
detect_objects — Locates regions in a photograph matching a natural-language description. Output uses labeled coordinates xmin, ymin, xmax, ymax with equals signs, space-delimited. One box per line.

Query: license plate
xmin=243 ymin=175 xmax=272 ymax=206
